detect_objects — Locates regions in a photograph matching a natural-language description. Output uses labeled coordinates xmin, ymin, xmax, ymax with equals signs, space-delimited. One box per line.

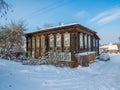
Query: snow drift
xmin=0 ymin=54 xmax=120 ymax=90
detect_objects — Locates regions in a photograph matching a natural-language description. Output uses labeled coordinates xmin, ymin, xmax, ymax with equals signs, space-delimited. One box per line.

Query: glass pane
xmin=56 ymin=33 xmax=61 ymax=47
xmin=32 ymin=37 xmax=35 ymax=48
xmin=64 ymin=32 xmax=70 ymax=47
xmin=88 ymin=35 xmax=91 ymax=50
xmin=36 ymin=36 xmax=40 ymax=48
xmin=28 ymin=51 xmax=31 ymax=57
xmin=85 ymin=34 xmax=87 ymax=49
xmin=49 ymin=34 xmax=54 ymax=47
xmin=80 ymin=33 xmax=83 ymax=49
xmin=32 ymin=51 xmax=35 ymax=58
xmin=41 ymin=35 xmax=45 ymax=55
xmin=28 ymin=38 xmax=31 ymax=48
xmin=96 ymin=39 xmax=98 ymax=48
xmin=93 ymin=38 xmax=95 ymax=47
xmin=41 ymin=35 xmax=45 ymax=48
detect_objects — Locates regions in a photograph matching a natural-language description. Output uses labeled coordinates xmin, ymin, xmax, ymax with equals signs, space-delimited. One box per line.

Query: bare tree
xmin=0 ymin=21 xmax=26 ymax=60
xmin=0 ymin=0 xmax=12 ymax=18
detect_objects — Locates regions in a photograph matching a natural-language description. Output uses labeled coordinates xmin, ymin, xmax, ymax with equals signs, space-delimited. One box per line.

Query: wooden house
xmin=25 ymin=23 xmax=100 ymax=67
xmin=117 ymin=44 xmax=120 ymax=53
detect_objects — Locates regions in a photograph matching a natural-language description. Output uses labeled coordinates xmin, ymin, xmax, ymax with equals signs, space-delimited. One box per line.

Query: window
xmin=32 ymin=37 xmax=35 ymax=49
xmin=41 ymin=35 xmax=45 ymax=54
xmin=80 ymin=33 xmax=83 ymax=49
xmin=96 ymin=39 xmax=98 ymax=48
xmin=63 ymin=52 xmax=71 ymax=61
xmin=41 ymin=35 xmax=45 ymax=48
xmin=36 ymin=36 xmax=40 ymax=57
xmin=36 ymin=36 xmax=40 ymax=48
xmin=84 ymin=34 xmax=87 ymax=49
xmin=32 ymin=37 xmax=35 ymax=58
xmin=49 ymin=34 xmax=54 ymax=47
xmin=56 ymin=33 xmax=61 ymax=47
xmin=31 ymin=51 xmax=35 ymax=58
xmin=93 ymin=38 xmax=96 ymax=48
xmin=27 ymin=51 xmax=31 ymax=57
xmin=64 ymin=32 xmax=70 ymax=47
xmin=28 ymin=38 xmax=31 ymax=48
xmin=28 ymin=38 xmax=31 ymax=57
xmin=88 ymin=35 xmax=91 ymax=50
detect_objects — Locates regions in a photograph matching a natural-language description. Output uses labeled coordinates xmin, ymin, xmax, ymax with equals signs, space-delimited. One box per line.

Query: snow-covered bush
xmin=22 ymin=57 xmax=49 ymax=65
xmin=99 ymin=52 xmax=110 ymax=61
xmin=0 ymin=21 xmax=26 ymax=60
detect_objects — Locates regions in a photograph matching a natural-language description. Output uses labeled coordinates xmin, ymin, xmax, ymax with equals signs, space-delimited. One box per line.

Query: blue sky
xmin=1 ymin=0 xmax=120 ymax=44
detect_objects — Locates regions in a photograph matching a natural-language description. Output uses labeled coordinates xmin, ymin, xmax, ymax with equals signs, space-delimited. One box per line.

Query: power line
xmin=28 ymin=0 xmax=63 ymax=16
xmin=22 ymin=0 xmax=67 ymax=20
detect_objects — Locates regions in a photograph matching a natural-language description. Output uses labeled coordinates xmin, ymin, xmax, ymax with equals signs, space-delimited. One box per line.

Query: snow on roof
xmin=99 ymin=44 xmax=118 ymax=50
xmin=108 ymin=44 xmax=118 ymax=50
xmin=25 ymin=23 xmax=79 ymax=34
xmin=25 ymin=23 xmax=96 ymax=35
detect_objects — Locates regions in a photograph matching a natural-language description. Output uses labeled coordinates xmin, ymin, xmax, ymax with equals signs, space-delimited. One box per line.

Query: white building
xmin=99 ymin=43 xmax=119 ymax=53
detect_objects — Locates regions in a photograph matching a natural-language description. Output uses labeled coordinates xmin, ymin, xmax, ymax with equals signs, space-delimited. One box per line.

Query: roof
xmin=94 ymin=34 xmax=100 ymax=40
xmin=25 ymin=23 xmax=97 ymax=35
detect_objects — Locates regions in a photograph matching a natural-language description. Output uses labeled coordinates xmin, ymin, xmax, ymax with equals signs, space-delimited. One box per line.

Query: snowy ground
xmin=0 ymin=54 xmax=120 ymax=90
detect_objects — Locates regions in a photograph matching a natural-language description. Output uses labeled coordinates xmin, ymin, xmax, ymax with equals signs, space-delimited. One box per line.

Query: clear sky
xmin=1 ymin=0 xmax=120 ymax=44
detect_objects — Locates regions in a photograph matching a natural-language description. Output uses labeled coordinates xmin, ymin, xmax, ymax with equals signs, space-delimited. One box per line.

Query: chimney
xmin=59 ymin=22 xmax=64 ymax=26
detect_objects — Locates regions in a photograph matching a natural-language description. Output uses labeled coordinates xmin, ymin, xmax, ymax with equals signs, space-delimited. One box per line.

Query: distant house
xmin=117 ymin=44 xmax=120 ymax=52
xmin=25 ymin=23 xmax=100 ymax=67
xmin=100 ymin=43 xmax=119 ymax=53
